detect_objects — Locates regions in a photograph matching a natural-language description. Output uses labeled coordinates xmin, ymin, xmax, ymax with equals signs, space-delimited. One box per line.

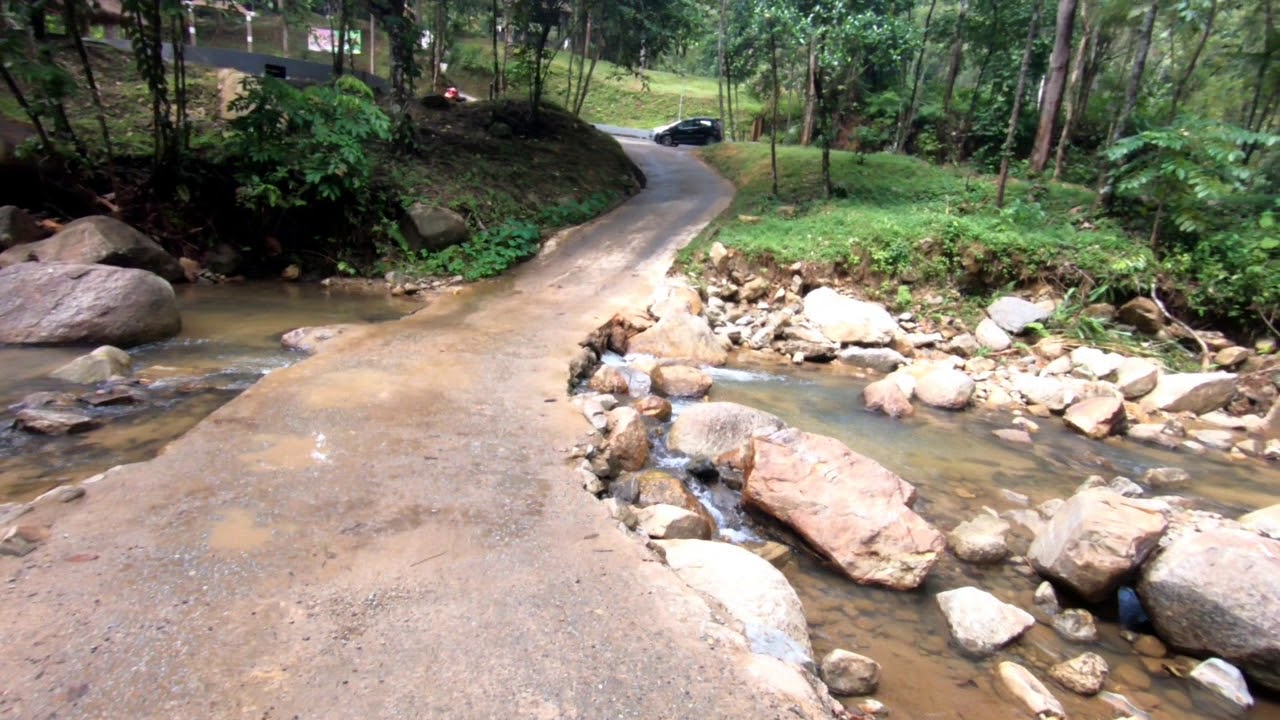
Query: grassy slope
xmin=682 ymin=143 xmax=1155 ymax=309
xmin=451 ymin=38 xmax=763 ymax=131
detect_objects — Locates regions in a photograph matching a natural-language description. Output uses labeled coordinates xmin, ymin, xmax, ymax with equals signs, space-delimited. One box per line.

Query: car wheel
xmin=660 ymin=135 xmax=675 ymax=147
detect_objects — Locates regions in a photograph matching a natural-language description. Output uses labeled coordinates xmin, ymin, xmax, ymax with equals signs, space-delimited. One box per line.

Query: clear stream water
xmin=688 ymin=356 xmax=1280 ymax=720
xmin=0 ymin=282 xmax=417 ymax=501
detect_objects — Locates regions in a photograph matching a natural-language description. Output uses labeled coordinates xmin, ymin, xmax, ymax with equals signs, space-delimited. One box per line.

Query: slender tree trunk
xmin=491 ymin=0 xmax=500 ymax=97
xmin=1246 ymin=0 xmax=1274 ymax=132
xmin=1030 ymin=0 xmax=1077 ymax=174
xmin=334 ymin=0 xmax=349 ymax=76
xmin=996 ymin=0 xmax=1042 ymax=208
xmin=801 ymin=40 xmax=817 ymax=145
xmin=716 ymin=0 xmax=727 ymax=131
xmin=0 ymin=63 xmax=55 ymax=154
xmin=1168 ymin=0 xmax=1217 ymax=120
xmin=1109 ymin=0 xmax=1157 ymax=146
xmin=725 ymin=62 xmax=736 ymax=142
xmin=769 ymin=24 xmax=779 ymax=196
xmin=1052 ymin=0 xmax=1091 ymax=180
xmin=64 ymin=0 xmax=118 ymax=181
xmin=941 ymin=0 xmax=968 ymax=115
xmin=501 ymin=0 xmax=513 ymax=92
xmin=896 ymin=0 xmax=939 ymax=152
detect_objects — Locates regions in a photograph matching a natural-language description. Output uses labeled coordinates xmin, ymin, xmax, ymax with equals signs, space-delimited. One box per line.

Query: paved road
xmin=0 ymin=140 xmax=812 ymax=719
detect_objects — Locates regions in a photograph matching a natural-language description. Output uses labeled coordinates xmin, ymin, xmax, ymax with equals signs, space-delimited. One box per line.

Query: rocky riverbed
xmin=568 ymin=273 xmax=1280 ymax=719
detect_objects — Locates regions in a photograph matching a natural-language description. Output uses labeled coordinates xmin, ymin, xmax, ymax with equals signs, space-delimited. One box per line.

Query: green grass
xmin=682 ymin=143 xmax=1155 ymax=306
xmin=451 ymin=37 xmax=764 ymax=131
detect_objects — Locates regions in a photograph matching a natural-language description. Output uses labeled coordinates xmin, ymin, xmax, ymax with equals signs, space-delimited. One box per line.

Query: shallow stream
xmin=0 ymin=282 xmax=416 ymax=501
xmin=684 ymin=357 xmax=1280 ymax=720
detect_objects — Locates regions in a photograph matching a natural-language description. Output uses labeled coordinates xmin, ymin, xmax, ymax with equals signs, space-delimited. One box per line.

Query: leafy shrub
xmin=537 ymin=192 xmax=613 ymax=226
xmin=420 ymin=220 xmax=542 ymax=281
xmin=226 ymin=76 xmax=391 ymax=213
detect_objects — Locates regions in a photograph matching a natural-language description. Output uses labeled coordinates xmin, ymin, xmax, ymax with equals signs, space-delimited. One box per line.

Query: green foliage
xmin=1106 ymin=119 xmax=1280 ymax=243
xmin=419 ymin=220 xmax=543 ymax=281
xmin=537 ymin=192 xmax=613 ymax=226
xmin=226 ymin=76 xmax=391 ymax=213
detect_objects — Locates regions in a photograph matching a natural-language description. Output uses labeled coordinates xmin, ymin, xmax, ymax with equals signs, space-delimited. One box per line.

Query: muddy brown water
xmin=683 ymin=357 xmax=1280 ymax=720
xmin=0 ymin=282 xmax=417 ymax=501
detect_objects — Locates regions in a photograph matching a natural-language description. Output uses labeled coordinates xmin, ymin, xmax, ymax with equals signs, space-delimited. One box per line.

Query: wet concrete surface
xmin=0 ymin=140 xmax=795 ymax=719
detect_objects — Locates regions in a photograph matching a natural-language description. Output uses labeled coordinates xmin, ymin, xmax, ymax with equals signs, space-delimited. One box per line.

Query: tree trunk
xmin=501 ymin=0 xmax=513 ymax=92
xmin=1168 ymin=0 xmax=1217 ymax=120
xmin=801 ymin=40 xmax=817 ymax=145
xmin=769 ymin=24 xmax=779 ymax=196
xmin=0 ymin=63 xmax=54 ymax=154
xmin=1246 ymin=0 xmax=1274 ymax=132
xmin=65 ymin=0 xmax=117 ymax=177
xmin=895 ymin=0 xmax=939 ymax=152
xmin=725 ymin=62 xmax=736 ymax=142
xmin=334 ymin=0 xmax=349 ymax=76
xmin=491 ymin=0 xmax=500 ymax=97
xmin=1109 ymin=0 xmax=1157 ymax=146
xmin=717 ymin=0 xmax=727 ymax=132
xmin=1029 ymin=0 xmax=1077 ymax=174
xmin=996 ymin=0 xmax=1042 ymax=208
xmin=941 ymin=0 xmax=968 ymax=115
xmin=1052 ymin=0 xmax=1092 ymax=180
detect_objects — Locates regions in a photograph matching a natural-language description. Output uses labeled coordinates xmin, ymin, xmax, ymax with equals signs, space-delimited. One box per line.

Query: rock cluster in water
xmin=566 ymin=276 xmax=1280 ymax=719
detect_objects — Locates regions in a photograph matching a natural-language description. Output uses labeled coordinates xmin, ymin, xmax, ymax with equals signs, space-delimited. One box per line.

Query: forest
xmin=0 ymin=0 xmax=1277 ymax=336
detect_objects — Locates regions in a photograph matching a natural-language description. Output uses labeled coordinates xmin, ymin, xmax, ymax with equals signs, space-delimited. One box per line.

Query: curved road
xmin=0 ymin=141 xmax=816 ymax=718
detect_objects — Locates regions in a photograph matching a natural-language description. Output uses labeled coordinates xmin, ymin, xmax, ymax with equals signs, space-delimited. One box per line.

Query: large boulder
xmin=626 ymin=310 xmax=729 ymax=366
xmin=1029 ymin=489 xmax=1168 ymax=602
xmin=667 ymin=402 xmax=786 ymax=459
xmin=743 ymin=428 xmax=944 ymax=590
xmin=0 ymin=216 xmax=183 ymax=282
xmin=616 ymin=469 xmax=714 ymax=529
xmin=802 ymin=288 xmax=897 ymax=346
xmin=936 ymin=587 xmax=1035 ymax=657
xmin=1063 ymin=395 xmax=1126 ymax=439
xmin=975 ymin=318 xmax=1012 ymax=351
xmin=656 ymin=539 xmax=813 ymax=664
xmin=915 ymin=368 xmax=975 ymax=410
xmin=216 ymin=68 xmax=251 ymax=120
xmin=1013 ymin=374 xmax=1075 ymax=412
xmin=0 ymin=263 xmax=181 ymax=346
xmin=399 ymin=203 xmax=469 ymax=252
xmin=0 ymin=205 xmax=40 ymax=249
xmin=1118 ymin=297 xmax=1163 ymax=335
xmin=604 ymin=407 xmax=649 ymax=472
xmin=986 ymin=296 xmax=1049 ymax=334
xmin=1137 ymin=527 xmax=1280 ymax=691
xmin=1141 ymin=372 xmax=1238 ymax=414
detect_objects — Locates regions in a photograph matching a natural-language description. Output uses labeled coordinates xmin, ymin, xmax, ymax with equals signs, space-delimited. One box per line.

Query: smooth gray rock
xmin=1189 ymin=658 xmax=1254 ymax=712
xmin=49 ymin=345 xmax=131 ymax=384
xmin=0 ymin=215 xmax=183 ymax=281
xmin=1141 ymin=372 xmax=1238 ymax=415
xmin=399 ymin=203 xmax=469 ymax=252
xmin=802 ymin=288 xmax=897 ymax=346
xmin=821 ymin=649 xmax=881 ymax=696
xmin=987 ymin=297 xmax=1050 ymax=334
xmin=837 ymin=346 xmax=907 ymax=372
xmin=936 ymin=586 xmax=1035 ymax=656
xmin=667 ymin=402 xmax=786 ymax=459
xmin=0 ymin=263 xmax=181 ymax=346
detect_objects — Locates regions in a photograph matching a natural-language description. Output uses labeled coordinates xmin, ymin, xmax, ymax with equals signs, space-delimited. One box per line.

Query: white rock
xmin=975 ymin=318 xmax=1012 ymax=352
xmin=1114 ymin=357 xmax=1161 ymax=399
xmin=936 ymin=587 xmax=1035 ymax=656
xmin=635 ymin=504 xmax=711 ymax=540
xmin=1013 ymin=374 xmax=1075 ymax=412
xmin=802 ymin=288 xmax=898 ymax=346
xmin=987 ymin=297 xmax=1050 ymax=334
xmin=1190 ymin=658 xmax=1254 ymax=712
xmin=1070 ymin=346 xmax=1124 ymax=379
xmin=997 ymin=661 xmax=1066 ymax=718
xmin=656 ymin=539 xmax=813 ymax=664
xmin=948 ymin=515 xmax=1011 ymax=564
xmin=1239 ymin=504 xmax=1280 ymax=540
xmin=916 ymin=368 xmax=975 ymax=410
xmin=1141 ymin=372 xmax=1238 ymax=415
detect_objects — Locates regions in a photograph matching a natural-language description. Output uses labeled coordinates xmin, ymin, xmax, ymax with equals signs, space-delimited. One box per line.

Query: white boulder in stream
xmin=1140 ymin=371 xmax=1238 ymax=414
xmin=655 ymin=539 xmax=813 ymax=664
xmin=1138 ymin=527 xmax=1280 ymax=691
xmin=1029 ymin=488 xmax=1168 ymax=602
xmin=915 ymin=368 xmax=975 ymax=410
xmin=667 ymin=402 xmax=786 ymax=459
xmin=625 ymin=309 xmax=728 ymax=365
xmin=801 ymin=287 xmax=897 ymax=346
xmin=744 ymin=428 xmax=944 ymax=590
xmin=936 ymin=587 xmax=1035 ymax=656
xmin=1190 ymin=658 xmax=1254 ymax=712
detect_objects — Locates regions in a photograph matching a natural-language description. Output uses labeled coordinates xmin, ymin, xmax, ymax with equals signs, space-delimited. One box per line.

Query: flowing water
xmin=0 ymin=282 xmax=417 ymax=502
xmin=662 ymin=356 xmax=1280 ymax=720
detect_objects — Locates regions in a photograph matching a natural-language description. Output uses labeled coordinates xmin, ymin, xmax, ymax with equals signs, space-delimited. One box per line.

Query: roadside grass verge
xmin=681 ymin=143 xmax=1156 ymax=318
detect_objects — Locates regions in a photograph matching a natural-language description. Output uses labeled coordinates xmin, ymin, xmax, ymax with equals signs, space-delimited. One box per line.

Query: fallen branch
xmin=1151 ymin=283 xmax=1211 ymax=370
xmin=410 ymin=550 xmax=447 ymax=567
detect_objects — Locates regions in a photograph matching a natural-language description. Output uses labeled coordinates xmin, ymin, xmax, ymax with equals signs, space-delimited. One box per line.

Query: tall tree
xmin=1029 ymin=0 xmax=1077 ymax=173
xmin=1109 ymin=0 xmax=1158 ymax=145
xmin=1168 ymin=0 xmax=1218 ymax=120
xmin=995 ymin=0 xmax=1042 ymax=207
xmin=894 ymin=0 xmax=938 ymax=151
xmin=1052 ymin=0 xmax=1094 ymax=179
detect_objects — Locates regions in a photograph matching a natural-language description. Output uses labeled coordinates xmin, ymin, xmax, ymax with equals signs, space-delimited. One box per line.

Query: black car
xmin=652 ymin=117 xmax=723 ymax=146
